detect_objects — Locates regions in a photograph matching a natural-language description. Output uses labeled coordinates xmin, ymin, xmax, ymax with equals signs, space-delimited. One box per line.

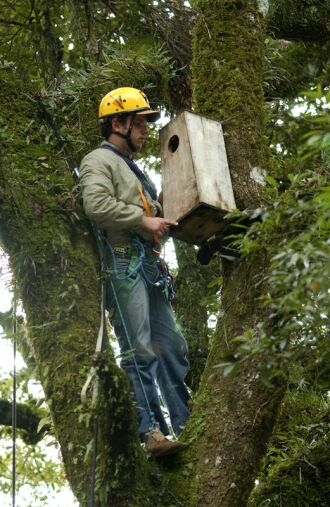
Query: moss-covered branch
xmin=0 ymin=399 xmax=44 ymax=444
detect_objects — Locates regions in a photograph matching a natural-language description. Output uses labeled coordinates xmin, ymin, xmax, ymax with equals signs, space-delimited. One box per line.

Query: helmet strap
xmin=125 ymin=113 xmax=137 ymax=152
xmin=111 ymin=113 xmax=137 ymax=152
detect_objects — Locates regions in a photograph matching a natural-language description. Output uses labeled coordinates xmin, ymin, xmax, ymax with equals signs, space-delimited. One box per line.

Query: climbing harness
xmin=104 ymin=235 xmax=175 ymax=302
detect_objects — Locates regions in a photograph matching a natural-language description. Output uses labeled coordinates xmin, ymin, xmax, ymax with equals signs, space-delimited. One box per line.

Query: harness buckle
xmin=113 ymin=246 xmax=130 ymax=255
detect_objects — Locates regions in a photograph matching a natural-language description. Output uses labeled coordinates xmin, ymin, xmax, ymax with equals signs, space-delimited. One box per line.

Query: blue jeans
xmin=107 ymin=252 xmax=191 ymax=436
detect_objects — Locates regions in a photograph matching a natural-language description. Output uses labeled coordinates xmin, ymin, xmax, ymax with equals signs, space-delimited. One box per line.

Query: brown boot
xmin=144 ymin=429 xmax=183 ymax=458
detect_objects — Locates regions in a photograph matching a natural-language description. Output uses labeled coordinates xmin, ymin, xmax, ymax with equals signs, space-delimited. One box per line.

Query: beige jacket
xmin=80 ymin=141 xmax=161 ymax=247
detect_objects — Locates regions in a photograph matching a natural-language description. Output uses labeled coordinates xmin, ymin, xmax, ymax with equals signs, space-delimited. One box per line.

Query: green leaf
xmin=37 ymin=416 xmax=51 ymax=434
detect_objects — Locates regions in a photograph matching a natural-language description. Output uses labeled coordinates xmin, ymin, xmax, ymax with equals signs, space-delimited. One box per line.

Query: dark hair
xmin=99 ymin=113 xmax=131 ymax=140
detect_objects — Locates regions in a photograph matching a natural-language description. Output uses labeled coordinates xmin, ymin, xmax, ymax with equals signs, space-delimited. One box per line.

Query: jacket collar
xmin=101 ymin=140 xmax=132 ymax=159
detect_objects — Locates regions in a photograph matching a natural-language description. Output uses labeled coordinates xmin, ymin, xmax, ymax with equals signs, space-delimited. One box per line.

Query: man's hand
xmin=141 ymin=216 xmax=178 ymax=237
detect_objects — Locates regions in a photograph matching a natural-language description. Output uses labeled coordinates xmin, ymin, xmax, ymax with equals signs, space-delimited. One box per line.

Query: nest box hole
xmin=168 ymin=135 xmax=179 ymax=153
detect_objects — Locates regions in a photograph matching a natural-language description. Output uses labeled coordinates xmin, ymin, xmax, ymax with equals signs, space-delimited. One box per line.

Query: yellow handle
xmin=138 ymin=186 xmax=152 ymax=217
xmin=138 ymin=186 xmax=161 ymax=249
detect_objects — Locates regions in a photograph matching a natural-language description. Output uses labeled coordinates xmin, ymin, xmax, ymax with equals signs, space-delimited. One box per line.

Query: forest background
xmin=0 ymin=1 xmax=329 ymax=506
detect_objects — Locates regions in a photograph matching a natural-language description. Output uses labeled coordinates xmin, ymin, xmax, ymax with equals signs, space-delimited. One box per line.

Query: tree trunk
xmin=164 ymin=2 xmax=286 ymax=505
xmin=0 ymin=72 xmax=151 ymax=506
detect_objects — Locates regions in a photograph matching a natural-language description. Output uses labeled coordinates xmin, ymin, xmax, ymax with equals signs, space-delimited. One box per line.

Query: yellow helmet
xmin=99 ymin=87 xmax=160 ymax=122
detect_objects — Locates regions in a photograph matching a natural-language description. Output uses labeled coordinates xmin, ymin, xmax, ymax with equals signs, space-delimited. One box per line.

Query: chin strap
xmin=112 ymin=113 xmax=137 ymax=152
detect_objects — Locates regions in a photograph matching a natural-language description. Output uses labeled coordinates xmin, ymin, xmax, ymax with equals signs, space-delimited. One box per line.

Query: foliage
xmin=215 ymin=89 xmax=330 ymax=388
xmin=0 ymin=291 xmax=72 ymax=504
xmin=0 ymin=340 xmax=69 ymax=505
xmin=0 ymin=436 xmax=68 ymax=506
xmin=248 ymin=382 xmax=330 ymax=507
xmin=266 ymin=85 xmax=330 ymax=176
xmin=1 ymin=0 xmax=330 ymax=505
xmin=216 ymin=88 xmax=330 ymax=505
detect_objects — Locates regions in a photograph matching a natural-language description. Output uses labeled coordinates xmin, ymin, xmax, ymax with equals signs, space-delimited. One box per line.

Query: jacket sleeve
xmin=79 ymin=153 xmax=144 ymax=232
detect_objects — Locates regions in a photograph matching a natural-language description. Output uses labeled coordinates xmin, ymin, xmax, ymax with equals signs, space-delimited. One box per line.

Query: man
xmin=80 ymin=87 xmax=190 ymax=457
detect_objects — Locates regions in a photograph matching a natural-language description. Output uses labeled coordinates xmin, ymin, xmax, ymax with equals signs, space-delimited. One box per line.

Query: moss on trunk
xmin=192 ymin=0 xmax=271 ymax=209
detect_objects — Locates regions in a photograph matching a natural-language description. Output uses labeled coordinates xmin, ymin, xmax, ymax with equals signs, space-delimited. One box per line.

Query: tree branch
xmin=268 ymin=0 xmax=330 ymax=41
xmin=264 ymin=40 xmax=330 ymax=101
xmin=0 ymin=399 xmax=45 ymax=444
xmin=0 ymin=19 xmax=26 ymax=26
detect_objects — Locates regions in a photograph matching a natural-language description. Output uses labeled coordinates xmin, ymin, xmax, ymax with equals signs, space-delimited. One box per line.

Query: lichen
xmin=257 ymin=0 xmax=269 ymax=16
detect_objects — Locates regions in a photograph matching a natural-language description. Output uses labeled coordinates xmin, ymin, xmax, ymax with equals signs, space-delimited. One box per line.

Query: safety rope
xmin=12 ymin=297 xmax=17 ymax=507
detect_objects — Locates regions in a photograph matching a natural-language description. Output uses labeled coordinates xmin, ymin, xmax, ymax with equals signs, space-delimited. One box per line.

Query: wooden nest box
xmin=160 ymin=111 xmax=236 ymax=245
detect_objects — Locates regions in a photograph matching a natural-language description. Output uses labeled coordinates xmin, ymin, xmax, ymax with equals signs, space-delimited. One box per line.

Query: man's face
xmin=111 ymin=114 xmax=149 ymax=152
xmin=130 ymin=115 xmax=148 ymax=150
xmin=120 ymin=115 xmax=149 ymax=151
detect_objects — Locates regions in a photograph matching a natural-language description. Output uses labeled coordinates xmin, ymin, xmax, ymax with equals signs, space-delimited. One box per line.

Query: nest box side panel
xmin=186 ymin=112 xmax=236 ymax=212
xmin=160 ymin=115 xmax=199 ymax=221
